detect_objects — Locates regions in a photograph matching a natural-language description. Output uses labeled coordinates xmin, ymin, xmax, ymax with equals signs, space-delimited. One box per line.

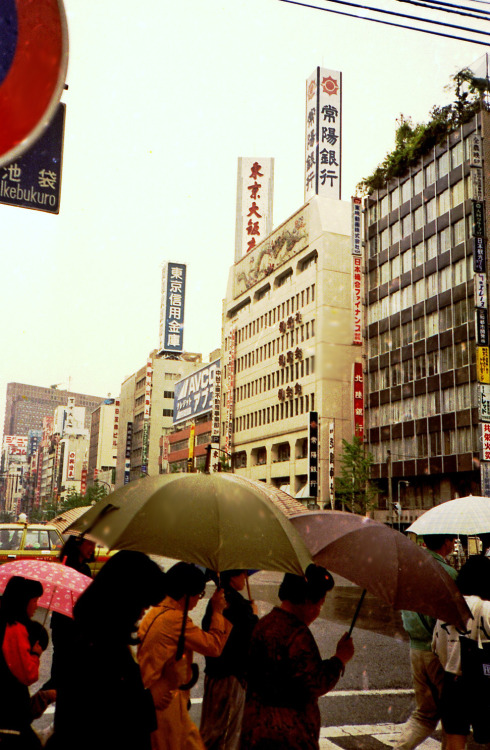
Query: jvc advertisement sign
xmin=173 ymin=359 xmax=220 ymax=425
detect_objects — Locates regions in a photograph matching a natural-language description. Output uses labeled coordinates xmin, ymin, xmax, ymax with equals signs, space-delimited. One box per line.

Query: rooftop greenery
xmin=357 ymin=69 xmax=490 ymax=196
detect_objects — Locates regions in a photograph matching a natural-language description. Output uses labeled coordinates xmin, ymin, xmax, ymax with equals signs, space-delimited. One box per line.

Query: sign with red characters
xmin=353 ymin=362 xmax=364 ymax=440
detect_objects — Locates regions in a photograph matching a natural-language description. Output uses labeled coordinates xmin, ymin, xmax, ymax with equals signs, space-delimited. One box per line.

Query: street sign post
xmin=0 ymin=0 xmax=68 ymax=168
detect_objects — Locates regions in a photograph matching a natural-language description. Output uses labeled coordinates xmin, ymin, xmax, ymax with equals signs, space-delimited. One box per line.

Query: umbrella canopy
xmin=406 ymin=496 xmax=490 ymax=536
xmin=290 ymin=510 xmax=470 ymax=629
xmin=50 ymin=506 xmax=92 ymax=535
xmin=0 ymin=559 xmax=92 ymax=618
xmin=67 ymin=473 xmax=312 ymax=575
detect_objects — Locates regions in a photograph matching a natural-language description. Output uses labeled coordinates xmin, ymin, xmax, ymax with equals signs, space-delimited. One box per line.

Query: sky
xmin=0 ymin=0 xmax=487 ymax=435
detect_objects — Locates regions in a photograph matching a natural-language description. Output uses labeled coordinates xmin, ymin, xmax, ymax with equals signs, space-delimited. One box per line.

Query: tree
xmin=335 ymin=437 xmax=378 ymax=516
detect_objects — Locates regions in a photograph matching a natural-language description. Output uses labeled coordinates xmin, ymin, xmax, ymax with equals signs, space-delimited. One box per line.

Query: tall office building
xmin=364 ymin=107 xmax=489 ymax=525
xmin=3 ymin=383 xmax=105 ymax=438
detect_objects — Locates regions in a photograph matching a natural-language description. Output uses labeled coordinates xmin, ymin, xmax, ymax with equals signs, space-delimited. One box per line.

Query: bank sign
xmin=173 ymin=359 xmax=220 ymax=425
xmin=158 ymin=262 xmax=186 ymax=354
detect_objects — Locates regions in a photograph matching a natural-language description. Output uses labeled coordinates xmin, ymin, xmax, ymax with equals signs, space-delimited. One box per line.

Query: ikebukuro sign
xmin=305 ymin=67 xmax=342 ymax=202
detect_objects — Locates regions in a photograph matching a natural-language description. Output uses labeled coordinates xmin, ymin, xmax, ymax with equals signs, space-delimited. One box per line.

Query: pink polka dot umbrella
xmin=0 ymin=559 xmax=92 ymax=618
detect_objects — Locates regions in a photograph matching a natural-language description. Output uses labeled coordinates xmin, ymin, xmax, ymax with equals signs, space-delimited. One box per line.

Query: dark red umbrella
xmin=290 ymin=510 xmax=470 ymax=630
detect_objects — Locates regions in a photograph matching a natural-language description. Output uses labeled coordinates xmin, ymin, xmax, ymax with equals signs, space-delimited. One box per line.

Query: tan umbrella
xmin=66 ymin=473 xmax=312 ymax=575
xmin=50 ymin=506 xmax=92 ymax=535
xmin=290 ymin=510 xmax=470 ymax=630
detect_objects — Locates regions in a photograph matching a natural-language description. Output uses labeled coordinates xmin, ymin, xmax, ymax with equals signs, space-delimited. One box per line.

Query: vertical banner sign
xmin=469 ymin=134 xmax=483 ymax=167
xmin=472 ymin=202 xmax=485 ymax=238
xmin=479 ymin=384 xmax=490 ymax=422
xmin=474 ymin=238 xmax=486 ymax=273
xmin=305 ymin=67 xmax=342 ymax=203
xmin=235 ymin=158 xmax=274 ymax=260
xmin=80 ymin=462 xmax=87 ymax=495
xmin=353 ymin=362 xmax=364 ymax=439
xmin=471 ymin=167 xmax=484 ymax=202
xmin=477 ymin=347 xmax=490 ymax=384
xmin=308 ymin=411 xmax=319 ymax=498
xmin=476 ymin=309 xmax=489 ymax=346
xmin=225 ymin=328 xmax=237 ymax=457
xmin=211 ymin=369 xmax=222 ymax=442
xmin=475 ymin=274 xmax=488 ymax=309
xmin=144 ymin=360 xmax=152 ymax=419
xmin=67 ymin=451 xmax=76 ymax=480
xmin=141 ymin=421 xmax=149 ymax=474
xmin=158 ymin=262 xmax=187 ymax=354
xmin=351 ymin=197 xmax=362 ymax=256
xmin=328 ymin=422 xmax=335 ymax=509
xmin=482 ymin=461 xmax=490 ymax=497
xmin=187 ymin=423 xmax=195 ymax=473
xmin=353 ymin=256 xmax=362 ymax=345
xmin=482 ymin=423 xmax=490 ymax=461
xmin=124 ymin=421 xmax=133 ymax=485
xmin=112 ymin=399 xmax=120 ymax=458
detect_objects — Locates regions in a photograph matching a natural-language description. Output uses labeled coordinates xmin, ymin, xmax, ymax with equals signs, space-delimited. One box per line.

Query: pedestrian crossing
xmin=319 ymin=724 xmax=440 ymax=749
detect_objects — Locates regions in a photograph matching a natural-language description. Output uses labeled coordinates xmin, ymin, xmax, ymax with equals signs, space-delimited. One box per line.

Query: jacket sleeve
xmin=184 ymin=612 xmax=232 ymax=657
xmin=2 ymin=622 xmax=40 ymax=686
xmin=288 ymin=626 xmax=343 ymax=699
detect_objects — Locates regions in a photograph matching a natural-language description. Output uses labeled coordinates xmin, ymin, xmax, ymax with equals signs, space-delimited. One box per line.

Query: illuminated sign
xmin=353 ymin=256 xmax=362 ymax=345
xmin=305 ymin=67 xmax=342 ymax=202
xmin=235 ymin=157 xmax=274 ymax=259
xmin=173 ymin=359 xmax=221 ymax=425
xmin=158 ymin=262 xmax=186 ymax=354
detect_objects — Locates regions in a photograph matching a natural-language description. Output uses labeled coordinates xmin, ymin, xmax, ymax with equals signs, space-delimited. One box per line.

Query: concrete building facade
xmin=221 ymin=196 xmax=361 ymax=506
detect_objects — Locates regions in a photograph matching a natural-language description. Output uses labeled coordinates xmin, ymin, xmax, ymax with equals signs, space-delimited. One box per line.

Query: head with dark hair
xmin=423 ymin=534 xmax=456 ymax=553
xmin=0 ymin=576 xmax=43 ymax=625
xmin=73 ymin=550 xmax=166 ymax=643
xmin=456 ymin=556 xmax=490 ymax=601
xmin=220 ymin=569 xmax=247 ymax=589
xmin=279 ymin=564 xmax=334 ymax=606
xmin=60 ymin=535 xmax=95 ymax=567
xmin=165 ymin=562 xmax=206 ymax=601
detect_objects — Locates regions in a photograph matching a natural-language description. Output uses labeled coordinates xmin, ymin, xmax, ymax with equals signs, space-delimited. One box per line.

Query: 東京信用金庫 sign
xmin=158 ymin=262 xmax=186 ymax=354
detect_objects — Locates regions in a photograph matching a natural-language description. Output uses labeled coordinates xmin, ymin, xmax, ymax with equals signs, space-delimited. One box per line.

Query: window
xmin=381 ymin=195 xmax=389 ymax=217
xmin=439 ymin=305 xmax=452 ymax=331
xmin=426 ymin=310 xmax=438 ymax=336
xmin=414 ymin=242 xmax=425 ymax=266
xmin=426 ymin=235 xmax=437 ymax=261
xmin=454 ymin=299 xmax=469 ymax=327
xmin=454 ymin=342 xmax=469 ymax=369
xmin=453 ymin=218 xmax=466 ymax=245
xmin=380 ymin=262 xmax=390 ymax=284
xmin=391 ymin=255 xmax=401 ymax=277
xmin=401 ymin=284 xmax=413 ymax=310
xmin=413 ymin=170 xmax=423 ymax=195
xmin=403 ymin=358 xmax=414 ymax=382
xmin=391 ymin=222 xmax=401 ymax=244
xmin=451 ymin=180 xmax=464 ymax=208
xmin=402 ymin=320 xmax=412 ymax=345
xmin=402 ymin=214 xmax=412 ymax=238
xmin=439 ymin=227 xmax=451 ymax=253
xmin=381 ymin=228 xmax=390 ymax=251
xmin=451 ymin=141 xmax=464 ymax=169
xmin=438 ymin=189 xmax=450 ymax=215
xmin=425 ymin=162 xmax=436 ymax=186
xmin=441 ymin=347 xmax=454 ymax=373
xmin=413 ymin=207 xmax=424 ymax=231
xmin=401 ymin=180 xmax=411 ymax=204
xmin=401 ymin=249 xmax=412 ymax=273
xmin=368 ymin=204 xmax=378 ymax=224
xmin=425 ymin=197 xmax=436 ymax=223
xmin=439 ymin=265 xmax=452 ymax=293
xmin=391 ymin=188 xmax=400 ymax=210
xmin=453 ymin=258 xmax=467 ymax=286
xmin=369 ymin=237 xmax=378 ymax=257
xmin=427 ymin=272 xmax=438 ymax=297
xmin=414 ymin=278 xmax=426 ymax=304
xmin=413 ymin=316 xmax=425 ymax=341
xmin=437 ymin=151 xmax=449 ymax=178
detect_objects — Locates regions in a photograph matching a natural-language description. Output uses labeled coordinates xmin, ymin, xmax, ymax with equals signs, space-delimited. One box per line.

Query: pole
xmin=387 ymin=450 xmax=393 ymax=526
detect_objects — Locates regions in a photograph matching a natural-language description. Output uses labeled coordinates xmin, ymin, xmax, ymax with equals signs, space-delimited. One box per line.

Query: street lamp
xmin=395 ymin=480 xmax=410 ymax=531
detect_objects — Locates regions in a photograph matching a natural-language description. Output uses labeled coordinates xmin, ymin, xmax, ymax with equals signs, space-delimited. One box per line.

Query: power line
xmin=397 ymin=0 xmax=490 ymax=22
xmin=317 ymin=0 xmax=490 ymax=36
xmin=279 ymin=0 xmax=490 ymax=45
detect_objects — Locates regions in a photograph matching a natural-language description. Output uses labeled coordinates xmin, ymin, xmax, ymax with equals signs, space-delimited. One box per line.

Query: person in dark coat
xmin=200 ymin=570 xmax=258 ymax=749
xmin=239 ymin=564 xmax=354 ymax=750
xmin=43 ymin=535 xmax=95 ymax=689
xmin=47 ymin=550 xmax=167 ymax=750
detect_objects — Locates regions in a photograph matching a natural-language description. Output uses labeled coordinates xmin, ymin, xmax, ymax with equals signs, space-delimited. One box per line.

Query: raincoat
xmin=138 ymin=597 xmax=232 ymax=750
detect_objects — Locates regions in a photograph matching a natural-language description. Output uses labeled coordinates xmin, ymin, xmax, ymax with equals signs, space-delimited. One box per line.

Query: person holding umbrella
xmin=200 ymin=569 xmax=259 ymax=749
xmin=239 ymin=564 xmax=354 ymax=750
xmin=395 ymin=534 xmax=457 ymax=750
xmin=138 ymin=562 xmax=232 ymax=750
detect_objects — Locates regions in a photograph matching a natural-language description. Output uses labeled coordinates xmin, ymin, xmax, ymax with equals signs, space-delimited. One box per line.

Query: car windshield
xmin=0 ymin=529 xmax=22 ymax=550
xmin=24 ymin=529 xmax=51 ymax=550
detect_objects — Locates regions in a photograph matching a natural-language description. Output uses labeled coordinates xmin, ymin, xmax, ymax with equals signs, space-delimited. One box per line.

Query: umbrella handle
xmin=176 ymin=593 xmax=190 ymax=661
xmin=42 ymin=585 xmax=58 ymax=626
xmin=245 ymin=572 xmax=251 ymax=600
xmin=348 ymin=589 xmax=367 ymax=637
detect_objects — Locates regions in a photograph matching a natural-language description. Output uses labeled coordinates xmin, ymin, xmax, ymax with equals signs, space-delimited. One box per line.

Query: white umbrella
xmin=406 ymin=496 xmax=490 ymax=536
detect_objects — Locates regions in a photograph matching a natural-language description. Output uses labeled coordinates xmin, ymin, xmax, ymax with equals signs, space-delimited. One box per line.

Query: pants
xmin=395 ymin=649 xmax=446 ymax=750
xmin=200 ymin=675 xmax=246 ymax=750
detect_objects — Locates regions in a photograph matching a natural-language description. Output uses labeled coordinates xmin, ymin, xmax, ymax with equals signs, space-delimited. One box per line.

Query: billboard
xmin=235 ymin=157 xmax=274 ymax=260
xmin=158 ymin=262 xmax=186 ymax=354
xmin=173 ymin=359 xmax=221 ymax=425
xmin=305 ymin=67 xmax=342 ymax=203
xmin=308 ymin=411 xmax=319 ymax=498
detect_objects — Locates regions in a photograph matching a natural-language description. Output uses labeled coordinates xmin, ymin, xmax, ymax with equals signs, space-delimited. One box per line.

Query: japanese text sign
xmin=308 ymin=411 xmax=319 ymax=498
xmin=482 ymin=422 xmax=490 ymax=461
xmin=173 ymin=359 xmax=221 ymax=425
xmin=479 ymin=384 xmax=490 ymax=423
xmin=353 ymin=362 xmax=364 ymax=440
xmin=477 ymin=346 xmax=490 ymax=384
xmin=159 ymin=262 xmax=186 ymax=354
xmin=305 ymin=67 xmax=342 ymax=202
xmin=475 ymin=273 xmax=488 ymax=309
xmin=235 ymin=157 xmax=274 ymax=260
xmin=351 ymin=197 xmax=362 ymax=256
xmin=352 ymin=256 xmax=362 ymax=345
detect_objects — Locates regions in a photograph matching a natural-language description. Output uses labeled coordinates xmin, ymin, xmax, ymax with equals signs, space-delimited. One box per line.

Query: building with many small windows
xmin=221 ymin=196 xmax=362 ymax=505
xmin=364 ymin=108 xmax=490 ymax=524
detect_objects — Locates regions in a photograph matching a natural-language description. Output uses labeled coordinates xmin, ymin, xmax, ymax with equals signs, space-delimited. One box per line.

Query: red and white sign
xmin=112 ymin=398 xmax=120 ymax=453
xmin=4 ymin=436 xmax=28 ymax=455
xmin=353 ymin=256 xmax=362 ymax=345
xmin=225 ymin=328 xmax=237 ymax=456
xmin=144 ymin=361 xmax=153 ymax=419
xmin=482 ymin=423 xmax=490 ymax=461
xmin=67 ymin=450 xmax=76 ymax=480
xmin=353 ymin=362 xmax=364 ymax=440
xmin=235 ymin=158 xmax=274 ymax=260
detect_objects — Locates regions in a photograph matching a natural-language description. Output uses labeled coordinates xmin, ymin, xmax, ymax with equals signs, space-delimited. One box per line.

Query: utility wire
xmin=398 ymin=0 xmax=490 ymax=22
xmin=279 ymin=0 xmax=490 ymax=45
xmin=317 ymin=0 xmax=490 ymax=36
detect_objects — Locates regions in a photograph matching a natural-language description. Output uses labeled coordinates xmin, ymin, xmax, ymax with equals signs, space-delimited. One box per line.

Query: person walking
xmin=200 ymin=570 xmax=259 ymax=750
xmin=433 ymin=556 xmax=490 ymax=749
xmin=138 ymin=562 xmax=232 ymax=750
xmin=394 ymin=534 xmax=457 ymax=750
xmin=0 ymin=576 xmax=45 ymax=749
xmin=239 ymin=564 xmax=354 ymax=750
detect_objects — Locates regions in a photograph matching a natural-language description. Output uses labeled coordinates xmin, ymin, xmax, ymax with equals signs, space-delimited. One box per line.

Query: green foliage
xmin=335 ymin=437 xmax=378 ymax=516
xmin=357 ymin=69 xmax=489 ymax=195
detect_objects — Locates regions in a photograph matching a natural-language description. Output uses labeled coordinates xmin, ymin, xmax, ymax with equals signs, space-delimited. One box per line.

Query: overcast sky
xmin=0 ymin=0 xmax=487 ymax=435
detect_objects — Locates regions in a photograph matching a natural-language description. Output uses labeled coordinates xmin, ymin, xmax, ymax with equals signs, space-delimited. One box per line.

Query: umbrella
xmin=406 ymin=496 xmax=490 ymax=536
xmin=66 ymin=473 xmax=312 ymax=575
xmin=290 ymin=510 xmax=470 ymax=630
xmin=0 ymin=559 xmax=92 ymax=618
xmin=50 ymin=506 xmax=92 ymax=535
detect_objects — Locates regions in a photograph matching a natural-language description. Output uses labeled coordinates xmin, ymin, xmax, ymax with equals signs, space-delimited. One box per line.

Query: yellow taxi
xmin=0 ymin=523 xmax=64 ymax=564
